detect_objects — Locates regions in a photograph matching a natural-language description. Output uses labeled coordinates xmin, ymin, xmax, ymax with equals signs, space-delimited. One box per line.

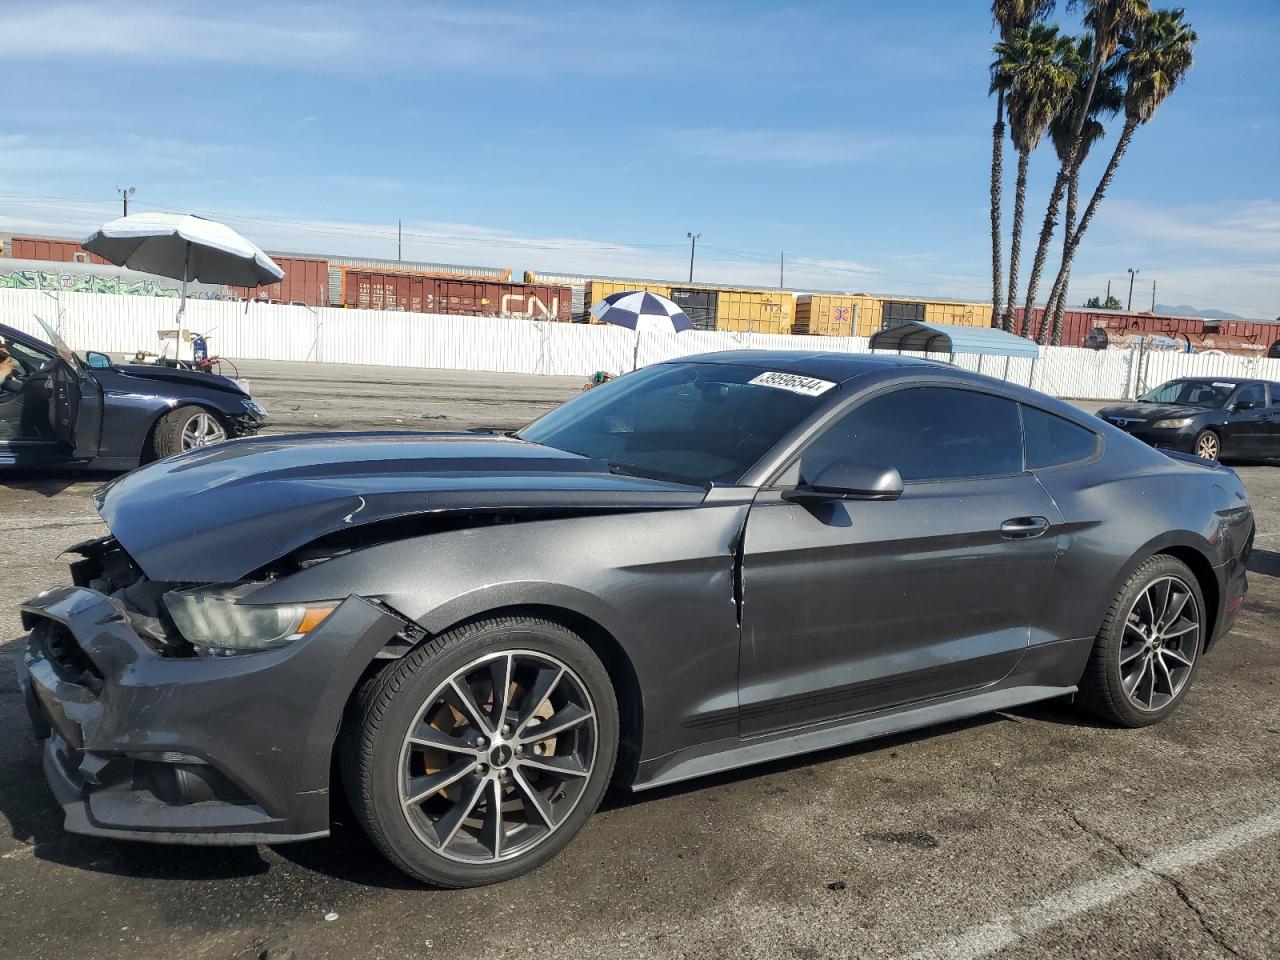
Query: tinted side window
xmin=800 ymin=387 xmax=1023 ymax=483
xmin=1022 ymin=405 xmax=1098 ymax=469
xmin=1233 ymin=383 xmax=1266 ymax=409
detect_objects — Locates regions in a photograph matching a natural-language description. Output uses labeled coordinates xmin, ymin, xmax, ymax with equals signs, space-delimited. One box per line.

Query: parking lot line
xmin=900 ymin=806 xmax=1280 ymax=960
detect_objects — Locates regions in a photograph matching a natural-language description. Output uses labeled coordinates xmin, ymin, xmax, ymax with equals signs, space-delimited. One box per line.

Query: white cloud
xmin=0 ymin=2 xmax=781 ymax=77
xmin=1096 ymin=198 xmax=1280 ymax=257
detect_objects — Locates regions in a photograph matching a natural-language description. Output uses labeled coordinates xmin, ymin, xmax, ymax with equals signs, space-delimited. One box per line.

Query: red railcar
xmin=341 ymin=271 xmax=571 ymax=322
xmin=229 ymin=255 xmax=330 ymax=306
xmin=8 ymin=235 xmax=111 ymax=265
xmin=1013 ymin=306 xmax=1280 ymax=357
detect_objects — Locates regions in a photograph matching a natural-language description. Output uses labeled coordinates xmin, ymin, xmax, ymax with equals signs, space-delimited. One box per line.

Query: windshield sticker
xmin=749 ymin=372 xmax=837 ymax=397
xmin=1212 ymin=382 xmax=1236 ymax=389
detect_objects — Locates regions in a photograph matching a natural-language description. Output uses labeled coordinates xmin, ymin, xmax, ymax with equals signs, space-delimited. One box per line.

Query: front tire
xmin=340 ymin=616 xmax=619 ymax=887
xmin=150 ymin=405 xmax=228 ymax=459
xmin=1193 ymin=428 xmax=1220 ymax=461
xmin=1077 ymin=554 xmax=1204 ymax=727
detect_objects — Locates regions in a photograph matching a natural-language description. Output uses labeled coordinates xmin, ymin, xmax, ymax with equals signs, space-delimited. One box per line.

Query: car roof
xmin=661 ymin=349 xmax=937 ymax=384
xmin=1165 ymin=376 xmax=1264 ymax=385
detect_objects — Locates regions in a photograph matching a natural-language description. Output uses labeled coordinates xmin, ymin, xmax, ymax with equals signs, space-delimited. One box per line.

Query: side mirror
xmin=84 ymin=351 xmax=112 ymax=369
xmin=783 ymin=460 xmax=904 ymax=503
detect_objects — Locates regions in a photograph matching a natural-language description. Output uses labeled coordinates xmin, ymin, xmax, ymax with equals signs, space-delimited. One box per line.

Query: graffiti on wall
xmin=0 ymin=269 xmax=224 ymax=299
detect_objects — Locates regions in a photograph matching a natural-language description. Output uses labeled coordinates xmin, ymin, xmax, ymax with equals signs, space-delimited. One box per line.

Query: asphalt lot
xmin=0 ymin=358 xmax=1277 ymax=960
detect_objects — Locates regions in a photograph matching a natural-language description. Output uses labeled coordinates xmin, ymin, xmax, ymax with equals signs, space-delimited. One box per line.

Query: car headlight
xmin=1151 ymin=417 xmax=1193 ymax=429
xmin=242 ymin=398 xmax=267 ymax=417
xmin=163 ymin=583 xmax=336 ymax=655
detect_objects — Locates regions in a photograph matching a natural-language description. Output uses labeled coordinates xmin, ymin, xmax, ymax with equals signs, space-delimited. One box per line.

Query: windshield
xmin=1138 ymin=379 xmax=1234 ymax=408
xmin=518 ymin=362 xmax=835 ymax=485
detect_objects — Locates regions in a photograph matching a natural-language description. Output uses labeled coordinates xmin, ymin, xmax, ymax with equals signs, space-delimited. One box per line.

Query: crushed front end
xmin=14 ymin=536 xmax=404 ymax=845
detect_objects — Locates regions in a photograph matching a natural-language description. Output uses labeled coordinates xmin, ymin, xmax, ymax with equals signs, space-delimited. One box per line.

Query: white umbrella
xmin=589 ymin=290 xmax=695 ymax=370
xmin=83 ymin=212 xmax=284 ymax=357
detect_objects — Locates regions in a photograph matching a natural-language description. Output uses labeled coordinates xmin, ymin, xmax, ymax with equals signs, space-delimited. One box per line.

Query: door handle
xmin=1000 ymin=517 xmax=1051 ymax=539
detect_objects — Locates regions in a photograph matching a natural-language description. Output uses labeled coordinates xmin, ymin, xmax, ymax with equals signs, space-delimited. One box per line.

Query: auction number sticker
xmin=749 ymin=371 xmax=836 ymax=396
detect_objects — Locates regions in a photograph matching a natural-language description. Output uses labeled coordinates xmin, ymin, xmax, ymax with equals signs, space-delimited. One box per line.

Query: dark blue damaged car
xmin=16 ymin=351 xmax=1253 ymax=887
xmin=0 ymin=320 xmax=266 ymax=469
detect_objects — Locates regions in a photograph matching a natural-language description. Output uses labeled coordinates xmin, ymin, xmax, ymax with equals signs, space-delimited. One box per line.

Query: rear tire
xmin=150 ymin=406 xmax=227 ymax=459
xmin=340 ymin=616 xmax=619 ymax=887
xmin=1077 ymin=554 xmax=1205 ymax=727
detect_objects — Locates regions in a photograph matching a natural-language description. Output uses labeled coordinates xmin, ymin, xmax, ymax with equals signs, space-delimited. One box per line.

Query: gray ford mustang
xmin=17 ymin=351 xmax=1254 ymax=887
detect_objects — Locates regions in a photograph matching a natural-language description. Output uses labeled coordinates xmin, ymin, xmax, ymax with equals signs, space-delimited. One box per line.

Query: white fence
xmin=2 ymin=287 xmax=1278 ymax=402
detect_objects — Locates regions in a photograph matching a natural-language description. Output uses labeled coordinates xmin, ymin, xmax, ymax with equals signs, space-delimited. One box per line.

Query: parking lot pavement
xmin=0 ymin=362 xmax=1276 ymax=960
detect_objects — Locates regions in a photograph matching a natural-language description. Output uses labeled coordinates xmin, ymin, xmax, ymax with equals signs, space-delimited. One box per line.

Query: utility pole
xmin=1151 ymin=280 xmax=1156 ymax=313
xmin=116 ymin=186 xmax=135 ymax=217
xmin=779 ymin=251 xmax=784 ymax=289
xmin=397 ymin=219 xmax=402 ymax=263
xmin=686 ymin=232 xmax=701 ymax=283
xmin=1127 ymin=267 xmax=1140 ymax=311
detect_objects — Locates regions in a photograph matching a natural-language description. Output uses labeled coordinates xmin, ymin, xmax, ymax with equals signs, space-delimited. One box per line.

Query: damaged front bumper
xmin=16 ymin=585 xmax=403 ymax=845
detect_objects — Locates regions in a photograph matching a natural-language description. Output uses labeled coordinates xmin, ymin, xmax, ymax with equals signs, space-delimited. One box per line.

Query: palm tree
xmin=1041 ymin=7 xmax=1197 ymax=323
xmin=990 ymin=2 xmax=1056 ymax=331
xmin=1030 ymin=37 xmax=1124 ymax=343
xmin=1039 ymin=0 xmax=1151 ymax=328
xmin=992 ymin=23 xmax=1076 ymax=332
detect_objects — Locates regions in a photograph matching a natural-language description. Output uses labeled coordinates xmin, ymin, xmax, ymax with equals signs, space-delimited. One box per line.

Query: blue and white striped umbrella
xmin=589 ymin=290 xmax=694 ymax=333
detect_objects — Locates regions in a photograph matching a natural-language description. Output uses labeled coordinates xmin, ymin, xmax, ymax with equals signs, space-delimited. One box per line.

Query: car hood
xmin=94 ymin=432 xmax=707 ymax=582
xmin=110 ymin=364 xmax=246 ymax=395
xmin=1096 ymin=402 xmax=1213 ymax=421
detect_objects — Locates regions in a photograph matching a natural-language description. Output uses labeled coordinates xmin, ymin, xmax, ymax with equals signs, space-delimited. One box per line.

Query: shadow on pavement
xmin=0 ymin=468 xmax=118 ymax=497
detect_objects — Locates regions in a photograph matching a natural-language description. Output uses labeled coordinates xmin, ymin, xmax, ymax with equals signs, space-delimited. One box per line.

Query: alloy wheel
xmin=1119 ymin=575 xmax=1200 ymax=712
xmin=397 ymin=650 xmax=598 ymax=864
xmin=1195 ymin=432 xmax=1219 ymax=460
xmin=180 ymin=412 xmax=227 ymax=450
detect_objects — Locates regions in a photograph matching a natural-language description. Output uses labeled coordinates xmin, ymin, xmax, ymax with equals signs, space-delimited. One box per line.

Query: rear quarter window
xmin=1022 ymin=405 xmax=1099 ymax=469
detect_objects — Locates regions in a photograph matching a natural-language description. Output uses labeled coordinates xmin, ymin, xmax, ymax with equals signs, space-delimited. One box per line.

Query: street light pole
xmin=687 ymin=232 xmax=701 ymax=283
xmin=1127 ymin=267 xmax=1140 ymax=311
xmin=116 ymin=186 xmax=135 ymax=217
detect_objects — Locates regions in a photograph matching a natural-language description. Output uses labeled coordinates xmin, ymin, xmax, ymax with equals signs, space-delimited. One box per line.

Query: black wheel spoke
xmin=479 ymin=778 xmax=505 ymax=860
xmin=447 ymin=678 xmax=494 ymax=737
xmin=404 ymin=758 xmax=479 ymax=807
xmin=433 ymin=776 xmax=487 ymax=848
xmin=514 ymin=665 xmax=564 ymax=737
xmin=408 ymin=724 xmax=479 ymax=755
xmin=519 ymin=753 xmax=590 ymax=779
xmin=510 ymin=767 xmax=556 ymax=828
xmin=489 ymin=653 xmax=515 ymax=733
xmin=518 ymin=702 xmax=593 ymax=744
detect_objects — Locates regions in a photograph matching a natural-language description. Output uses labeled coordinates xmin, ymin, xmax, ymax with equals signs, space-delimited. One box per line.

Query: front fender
xmin=250 ymin=505 xmax=750 ymax=763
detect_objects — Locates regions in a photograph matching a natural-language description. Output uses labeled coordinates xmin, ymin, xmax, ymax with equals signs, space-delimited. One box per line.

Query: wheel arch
xmin=140 ymin=402 xmax=229 ymax=462
xmin=1158 ymin=544 xmax=1220 ymax=648
xmin=1102 ymin=534 xmax=1223 ymax=651
xmin=338 ymin=602 xmax=647 ymax=791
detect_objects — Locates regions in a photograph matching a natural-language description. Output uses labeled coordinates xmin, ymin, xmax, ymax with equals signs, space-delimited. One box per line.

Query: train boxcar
xmin=713 ymin=289 xmax=794 ymax=334
xmin=793 ymin=294 xmax=876 ymax=337
xmin=1015 ymin=306 xmax=1280 ymax=356
xmin=341 ymin=271 xmax=571 ymax=321
xmin=229 ymin=255 xmax=330 ymax=306
xmin=5 ymin=234 xmax=111 ymax=265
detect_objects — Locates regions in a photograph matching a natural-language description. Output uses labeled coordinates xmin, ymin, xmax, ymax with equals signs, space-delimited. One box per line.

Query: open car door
xmin=36 ymin=315 xmax=102 ymax=458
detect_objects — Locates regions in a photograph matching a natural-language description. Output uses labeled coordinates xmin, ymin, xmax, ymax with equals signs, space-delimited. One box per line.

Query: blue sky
xmin=0 ymin=0 xmax=1276 ymax=317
